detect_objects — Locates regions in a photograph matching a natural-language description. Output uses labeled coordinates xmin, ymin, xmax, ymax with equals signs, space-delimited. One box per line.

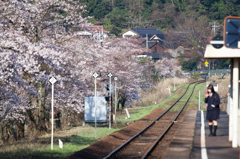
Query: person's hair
xmin=207 ymin=84 xmax=216 ymax=94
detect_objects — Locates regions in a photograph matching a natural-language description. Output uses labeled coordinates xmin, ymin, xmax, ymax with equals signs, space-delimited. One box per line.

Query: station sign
xmin=106 ymin=87 xmax=114 ymax=93
xmin=205 ymin=61 xmax=209 ymax=67
xmin=224 ymin=16 xmax=240 ymax=48
xmin=210 ymin=83 xmax=218 ymax=92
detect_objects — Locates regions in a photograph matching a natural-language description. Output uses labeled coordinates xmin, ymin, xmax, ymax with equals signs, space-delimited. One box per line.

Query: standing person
xmin=205 ymin=84 xmax=220 ymax=136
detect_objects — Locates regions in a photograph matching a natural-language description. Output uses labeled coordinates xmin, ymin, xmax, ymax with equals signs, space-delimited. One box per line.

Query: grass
xmin=172 ymin=83 xmax=187 ymax=93
xmin=117 ymin=83 xmax=189 ymax=122
xmin=191 ymin=83 xmax=207 ymax=110
xmin=165 ymin=84 xmax=196 ymax=111
xmin=137 ymin=77 xmax=189 ymax=107
xmin=0 ymin=126 xmax=119 ymax=159
xmin=116 ymin=82 xmax=204 ymax=122
xmin=180 ymin=84 xmax=197 ymax=101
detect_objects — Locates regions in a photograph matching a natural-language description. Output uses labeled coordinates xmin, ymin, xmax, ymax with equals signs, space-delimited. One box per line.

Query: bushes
xmin=136 ymin=77 xmax=189 ymax=107
xmin=190 ymin=72 xmax=200 ymax=80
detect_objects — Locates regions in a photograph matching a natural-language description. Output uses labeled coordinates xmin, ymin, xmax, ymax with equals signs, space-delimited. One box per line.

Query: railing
xmin=183 ymin=69 xmax=230 ymax=74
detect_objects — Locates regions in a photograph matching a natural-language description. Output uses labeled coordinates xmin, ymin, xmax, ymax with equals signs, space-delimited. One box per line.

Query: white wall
xmin=151 ymin=36 xmax=161 ymax=40
xmin=136 ymin=55 xmax=147 ymax=58
xmin=238 ymin=109 xmax=240 ymax=146
xmin=122 ymin=30 xmax=138 ymax=38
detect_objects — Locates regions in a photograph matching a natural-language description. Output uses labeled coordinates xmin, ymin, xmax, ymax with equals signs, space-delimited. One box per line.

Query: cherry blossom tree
xmin=0 ymin=0 xmax=149 ymax=142
xmin=155 ymin=58 xmax=182 ymax=78
xmin=0 ymin=0 xmax=91 ymax=140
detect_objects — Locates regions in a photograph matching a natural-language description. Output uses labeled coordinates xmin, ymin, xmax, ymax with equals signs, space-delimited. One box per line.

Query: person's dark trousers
xmin=209 ymin=125 xmax=213 ymax=136
xmin=213 ymin=126 xmax=217 ymax=136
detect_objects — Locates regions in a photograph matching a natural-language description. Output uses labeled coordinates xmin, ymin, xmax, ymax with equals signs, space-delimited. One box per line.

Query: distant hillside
xmin=79 ymin=0 xmax=240 ymax=36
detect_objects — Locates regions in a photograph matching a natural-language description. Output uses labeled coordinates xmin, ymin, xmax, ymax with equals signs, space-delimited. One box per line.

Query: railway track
xmin=103 ymin=81 xmax=203 ymax=159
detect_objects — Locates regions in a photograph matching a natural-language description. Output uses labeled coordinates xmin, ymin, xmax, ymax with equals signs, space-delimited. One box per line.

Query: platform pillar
xmin=232 ymin=58 xmax=239 ymax=148
xmin=229 ymin=97 xmax=233 ymax=141
xmin=238 ymin=109 xmax=240 ymax=146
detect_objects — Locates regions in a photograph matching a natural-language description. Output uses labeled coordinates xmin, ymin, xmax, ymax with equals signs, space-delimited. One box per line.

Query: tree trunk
xmin=15 ymin=122 xmax=25 ymax=140
xmin=0 ymin=125 xmax=3 ymax=143
xmin=117 ymin=100 xmax=121 ymax=111
xmin=38 ymin=82 xmax=47 ymax=132
xmin=119 ymin=97 xmax=127 ymax=110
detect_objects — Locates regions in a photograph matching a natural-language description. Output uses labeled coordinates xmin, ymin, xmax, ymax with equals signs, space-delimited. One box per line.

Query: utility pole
xmin=209 ymin=62 xmax=210 ymax=77
xmin=205 ymin=61 xmax=209 ymax=87
xmin=174 ymin=72 xmax=176 ymax=91
xmin=146 ymin=34 xmax=148 ymax=52
xmin=93 ymin=72 xmax=99 ymax=139
xmin=102 ymin=26 xmax=104 ymax=40
xmin=212 ymin=21 xmax=220 ymax=37
xmin=114 ymin=77 xmax=118 ymax=123
xmin=108 ymin=73 xmax=113 ymax=129
xmin=99 ymin=30 xmax=101 ymax=41
xmin=199 ymin=91 xmax=201 ymax=111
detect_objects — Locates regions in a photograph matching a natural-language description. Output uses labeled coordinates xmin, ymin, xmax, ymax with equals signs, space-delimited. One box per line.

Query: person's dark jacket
xmin=205 ymin=93 xmax=220 ymax=111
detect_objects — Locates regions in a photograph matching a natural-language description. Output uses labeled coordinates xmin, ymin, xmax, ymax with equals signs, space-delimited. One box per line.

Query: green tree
xmin=215 ymin=59 xmax=230 ymax=69
xmin=110 ymin=26 xmax=122 ymax=36
xmin=103 ymin=19 xmax=114 ymax=31
xmin=79 ymin=0 xmax=240 ymax=40
xmin=178 ymin=53 xmax=199 ymax=71
xmin=106 ymin=7 xmax=128 ymax=29
xmin=80 ymin=0 xmax=112 ymax=20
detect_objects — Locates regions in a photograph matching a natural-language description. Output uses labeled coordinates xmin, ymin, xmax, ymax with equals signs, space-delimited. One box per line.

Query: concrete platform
xmin=162 ymin=111 xmax=239 ymax=159
xmin=190 ymin=111 xmax=239 ymax=159
xmin=162 ymin=110 xmax=198 ymax=159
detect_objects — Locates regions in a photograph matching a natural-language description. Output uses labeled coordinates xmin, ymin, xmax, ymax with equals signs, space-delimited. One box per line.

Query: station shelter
xmin=205 ymin=44 xmax=240 ymax=148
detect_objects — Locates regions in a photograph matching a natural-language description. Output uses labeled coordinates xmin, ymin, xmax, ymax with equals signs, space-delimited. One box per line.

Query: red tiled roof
xmin=184 ymin=53 xmax=192 ymax=58
xmin=84 ymin=25 xmax=109 ymax=34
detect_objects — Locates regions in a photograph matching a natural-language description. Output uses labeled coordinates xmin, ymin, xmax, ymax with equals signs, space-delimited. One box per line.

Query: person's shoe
xmin=213 ymin=133 xmax=216 ymax=136
xmin=208 ymin=133 xmax=213 ymax=136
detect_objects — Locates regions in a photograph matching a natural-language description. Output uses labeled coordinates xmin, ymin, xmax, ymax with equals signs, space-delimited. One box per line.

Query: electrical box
xmin=210 ymin=83 xmax=218 ymax=92
xmin=84 ymin=96 xmax=108 ymax=123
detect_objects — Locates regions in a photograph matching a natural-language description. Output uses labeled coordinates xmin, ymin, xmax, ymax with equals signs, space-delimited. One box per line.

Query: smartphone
xmin=205 ymin=92 xmax=208 ymax=95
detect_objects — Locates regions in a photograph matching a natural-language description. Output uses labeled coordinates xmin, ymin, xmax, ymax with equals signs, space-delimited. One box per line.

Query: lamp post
xmin=93 ymin=72 xmax=99 ymax=139
xmin=174 ymin=72 xmax=176 ymax=91
xmin=49 ymin=77 xmax=57 ymax=150
xmin=108 ymin=73 xmax=113 ymax=129
xmin=208 ymin=62 xmax=210 ymax=77
xmin=114 ymin=77 xmax=118 ymax=123
xmin=205 ymin=61 xmax=209 ymax=87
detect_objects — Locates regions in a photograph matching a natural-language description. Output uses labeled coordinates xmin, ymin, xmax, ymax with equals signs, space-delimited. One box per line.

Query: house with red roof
xmin=75 ymin=25 xmax=109 ymax=41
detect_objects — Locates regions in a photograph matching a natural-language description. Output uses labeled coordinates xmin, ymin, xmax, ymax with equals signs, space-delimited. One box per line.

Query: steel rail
xmin=141 ymin=82 xmax=200 ymax=159
xmin=103 ymin=81 xmax=202 ymax=159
